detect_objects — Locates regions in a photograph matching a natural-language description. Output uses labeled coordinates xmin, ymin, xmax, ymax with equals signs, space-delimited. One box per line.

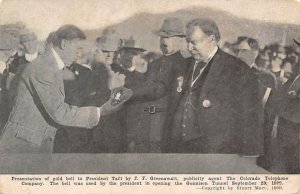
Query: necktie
xmin=191 ymin=61 xmax=206 ymax=86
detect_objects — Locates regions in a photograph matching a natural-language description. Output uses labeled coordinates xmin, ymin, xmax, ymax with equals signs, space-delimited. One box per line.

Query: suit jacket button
xmin=182 ymin=133 xmax=186 ymax=137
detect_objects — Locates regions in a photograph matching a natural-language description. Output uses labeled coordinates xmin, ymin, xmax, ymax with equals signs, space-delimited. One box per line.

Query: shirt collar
xmin=0 ymin=60 xmax=6 ymax=74
xmin=79 ymin=63 xmax=92 ymax=70
xmin=51 ymin=48 xmax=65 ymax=70
xmin=25 ymin=52 xmax=38 ymax=62
xmin=163 ymin=50 xmax=177 ymax=56
xmin=205 ymin=46 xmax=218 ymax=63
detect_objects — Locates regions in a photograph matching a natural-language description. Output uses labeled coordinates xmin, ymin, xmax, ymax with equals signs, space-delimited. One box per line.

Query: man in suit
xmin=125 ymin=17 xmax=190 ymax=152
xmin=0 ymin=25 xmax=131 ymax=154
xmin=164 ymin=18 xmax=264 ymax=160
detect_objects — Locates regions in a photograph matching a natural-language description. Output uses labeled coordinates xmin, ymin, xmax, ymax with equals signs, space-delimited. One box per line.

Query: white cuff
xmin=97 ymin=107 xmax=101 ymax=119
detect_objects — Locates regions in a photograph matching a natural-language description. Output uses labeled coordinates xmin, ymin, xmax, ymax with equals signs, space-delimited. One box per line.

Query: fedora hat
xmin=95 ymin=28 xmax=122 ymax=52
xmin=154 ymin=17 xmax=185 ymax=37
xmin=120 ymin=36 xmax=146 ymax=52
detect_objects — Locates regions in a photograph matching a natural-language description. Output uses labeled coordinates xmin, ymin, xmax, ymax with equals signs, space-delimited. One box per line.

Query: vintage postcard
xmin=0 ymin=0 xmax=299 ymax=193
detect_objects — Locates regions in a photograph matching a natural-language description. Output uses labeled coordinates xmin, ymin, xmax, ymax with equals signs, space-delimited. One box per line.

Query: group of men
xmin=0 ymin=17 xmax=299 ymax=173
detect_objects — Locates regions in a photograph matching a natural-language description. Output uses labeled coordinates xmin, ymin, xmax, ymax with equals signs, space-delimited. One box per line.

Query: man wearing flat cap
xmin=126 ymin=17 xmax=191 ymax=152
xmin=8 ymin=32 xmax=39 ymax=74
xmin=0 ymin=25 xmax=131 ymax=154
xmin=163 ymin=18 xmax=264 ymax=168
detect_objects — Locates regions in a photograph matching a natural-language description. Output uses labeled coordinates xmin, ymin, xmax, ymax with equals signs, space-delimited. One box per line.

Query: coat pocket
xmin=11 ymin=122 xmax=45 ymax=146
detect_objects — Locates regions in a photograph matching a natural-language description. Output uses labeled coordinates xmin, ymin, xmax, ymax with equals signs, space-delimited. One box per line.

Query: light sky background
xmin=0 ymin=0 xmax=299 ymax=40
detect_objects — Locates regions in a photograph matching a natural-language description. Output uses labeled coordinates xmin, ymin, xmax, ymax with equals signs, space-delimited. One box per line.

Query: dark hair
xmin=45 ymin=31 xmax=56 ymax=46
xmin=247 ymin=38 xmax=259 ymax=51
xmin=52 ymin=24 xmax=86 ymax=48
xmin=186 ymin=18 xmax=221 ymax=42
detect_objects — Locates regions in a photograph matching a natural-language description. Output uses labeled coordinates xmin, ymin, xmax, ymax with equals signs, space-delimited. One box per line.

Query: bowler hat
xmin=20 ymin=32 xmax=37 ymax=43
xmin=95 ymin=29 xmax=122 ymax=52
xmin=120 ymin=36 xmax=146 ymax=52
xmin=154 ymin=17 xmax=185 ymax=37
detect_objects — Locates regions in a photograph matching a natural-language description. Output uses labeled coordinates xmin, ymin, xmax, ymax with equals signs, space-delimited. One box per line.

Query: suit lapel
xmin=199 ymin=49 xmax=225 ymax=100
xmin=182 ymin=58 xmax=195 ymax=92
xmin=47 ymin=50 xmax=66 ymax=98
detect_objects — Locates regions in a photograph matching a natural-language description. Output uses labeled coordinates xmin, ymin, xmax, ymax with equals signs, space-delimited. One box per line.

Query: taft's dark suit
xmin=0 ymin=49 xmax=100 ymax=153
xmin=164 ymin=49 xmax=264 ymax=155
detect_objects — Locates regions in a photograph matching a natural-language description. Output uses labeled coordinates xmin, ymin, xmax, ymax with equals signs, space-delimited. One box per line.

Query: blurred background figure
xmin=95 ymin=28 xmax=125 ymax=90
xmin=111 ymin=36 xmax=150 ymax=153
xmin=88 ymin=28 xmax=126 ymax=153
xmin=222 ymin=41 xmax=236 ymax=56
xmin=8 ymin=32 xmax=39 ymax=74
xmin=236 ymin=37 xmax=276 ymax=91
xmin=0 ymin=31 xmax=19 ymax=134
xmin=262 ymin=39 xmax=300 ymax=174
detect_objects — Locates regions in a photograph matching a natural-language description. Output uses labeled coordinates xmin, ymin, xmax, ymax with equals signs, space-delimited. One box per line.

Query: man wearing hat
xmin=86 ymin=28 xmax=127 ymax=153
xmin=163 ymin=18 xmax=264 ymax=170
xmin=0 ymin=31 xmax=19 ymax=134
xmin=8 ymin=32 xmax=39 ymax=74
xmin=110 ymin=36 xmax=150 ymax=152
xmin=126 ymin=17 xmax=191 ymax=152
xmin=0 ymin=25 xmax=131 ymax=154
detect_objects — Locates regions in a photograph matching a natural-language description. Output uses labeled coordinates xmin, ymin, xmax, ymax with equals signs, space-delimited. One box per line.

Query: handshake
xmin=100 ymin=86 xmax=133 ymax=116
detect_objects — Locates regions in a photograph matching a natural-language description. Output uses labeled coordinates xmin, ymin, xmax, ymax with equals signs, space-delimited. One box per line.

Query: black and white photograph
xmin=0 ymin=0 xmax=299 ymax=177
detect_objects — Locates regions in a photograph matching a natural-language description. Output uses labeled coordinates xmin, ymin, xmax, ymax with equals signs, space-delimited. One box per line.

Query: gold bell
xmin=202 ymin=99 xmax=211 ymax=108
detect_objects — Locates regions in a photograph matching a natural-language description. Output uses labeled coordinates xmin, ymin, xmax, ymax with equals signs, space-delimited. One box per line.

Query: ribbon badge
xmin=177 ymin=76 xmax=184 ymax=93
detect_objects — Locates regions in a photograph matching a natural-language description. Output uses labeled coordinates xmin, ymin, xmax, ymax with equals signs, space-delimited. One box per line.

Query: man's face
xmin=160 ymin=36 xmax=182 ymax=55
xmin=94 ymin=49 xmax=115 ymax=65
xmin=62 ymin=39 xmax=84 ymax=65
xmin=22 ymin=40 xmax=38 ymax=54
xmin=186 ymin=26 xmax=212 ymax=61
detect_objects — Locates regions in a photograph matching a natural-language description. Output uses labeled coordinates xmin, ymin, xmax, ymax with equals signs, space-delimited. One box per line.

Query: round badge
xmin=202 ymin=99 xmax=211 ymax=108
xmin=177 ymin=87 xmax=182 ymax=93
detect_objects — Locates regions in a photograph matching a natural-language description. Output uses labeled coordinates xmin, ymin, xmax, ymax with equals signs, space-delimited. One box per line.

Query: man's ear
xmin=60 ymin=39 xmax=67 ymax=50
xmin=208 ymin=35 xmax=215 ymax=42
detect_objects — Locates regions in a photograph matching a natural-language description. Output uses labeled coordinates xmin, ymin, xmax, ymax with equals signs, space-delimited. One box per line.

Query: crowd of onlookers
xmin=223 ymin=37 xmax=300 ymax=88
